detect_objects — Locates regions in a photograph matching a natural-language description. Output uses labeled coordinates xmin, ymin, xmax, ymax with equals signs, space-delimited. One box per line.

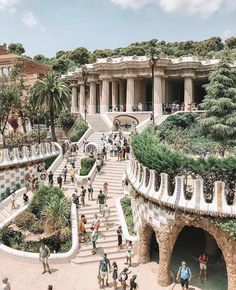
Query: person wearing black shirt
xmin=97 ymin=190 xmax=106 ymax=213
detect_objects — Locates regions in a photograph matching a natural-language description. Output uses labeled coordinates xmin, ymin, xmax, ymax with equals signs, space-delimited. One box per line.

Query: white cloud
xmin=21 ymin=10 xmax=38 ymax=27
xmin=111 ymin=0 xmax=236 ymax=17
xmin=0 ymin=0 xmax=18 ymax=12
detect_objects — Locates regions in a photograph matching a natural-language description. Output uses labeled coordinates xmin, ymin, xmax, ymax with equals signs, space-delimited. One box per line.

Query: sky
xmin=0 ymin=0 xmax=236 ymax=57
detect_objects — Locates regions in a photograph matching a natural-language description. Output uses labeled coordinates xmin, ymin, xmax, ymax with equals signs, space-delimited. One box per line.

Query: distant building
xmin=0 ymin=43 xmax=49 ymax=92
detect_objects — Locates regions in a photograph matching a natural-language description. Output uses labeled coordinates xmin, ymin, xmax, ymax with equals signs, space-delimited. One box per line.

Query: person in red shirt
xmin=198 ymin=252 xmax=208 ymax=281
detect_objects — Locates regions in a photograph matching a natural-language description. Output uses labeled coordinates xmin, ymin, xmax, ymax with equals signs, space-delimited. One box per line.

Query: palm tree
xmin=30 ymin=71 xmax=70 ymax=141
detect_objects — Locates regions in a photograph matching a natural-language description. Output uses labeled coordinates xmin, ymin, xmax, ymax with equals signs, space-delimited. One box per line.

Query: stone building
xmin=0 ymin=43 xmax=49 ymax=92
xmin=63 ymin=55 xmax=236 ymax=116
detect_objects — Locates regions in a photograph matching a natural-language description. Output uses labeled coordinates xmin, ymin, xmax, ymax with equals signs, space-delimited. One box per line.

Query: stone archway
xmin=138 ymin=221 xmax=159 ymax=264
xmin=156 ymin=215 xmax=236 ymax=290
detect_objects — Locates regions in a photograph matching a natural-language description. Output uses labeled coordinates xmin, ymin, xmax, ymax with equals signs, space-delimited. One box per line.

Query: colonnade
xmin=70 ymin=74 xmax=194 ymax=115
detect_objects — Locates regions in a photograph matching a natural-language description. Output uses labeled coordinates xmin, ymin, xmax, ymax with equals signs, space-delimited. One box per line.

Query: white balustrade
xmin=12 ymin=148 xmax=21 ymax=162
xmin=1 ymin=149 xmax=11 ymax=165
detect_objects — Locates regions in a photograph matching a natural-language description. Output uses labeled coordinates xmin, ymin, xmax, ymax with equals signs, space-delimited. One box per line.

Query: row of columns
xmin=71 ymin=76 xmax=194 ymax=115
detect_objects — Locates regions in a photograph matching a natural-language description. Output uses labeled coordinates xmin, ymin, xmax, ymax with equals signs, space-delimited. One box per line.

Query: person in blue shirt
xmin=176 ymin=261 xmax=192 ymax=290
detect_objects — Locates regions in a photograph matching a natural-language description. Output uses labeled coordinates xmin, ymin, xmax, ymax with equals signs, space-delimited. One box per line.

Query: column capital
xmin=70 ymin=81 xmax=78 ymax=88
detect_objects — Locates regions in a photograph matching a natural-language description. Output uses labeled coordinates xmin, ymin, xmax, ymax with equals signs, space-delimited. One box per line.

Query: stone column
xmin=184 ymin=77 xmax=193 ymax=111
xmin=101 ymin=79 xmax=109 ymax=113
xmin=119 ymin=81 xmax=126 ymax=111
xmin=89 ymin=82 xmax=96 ymax=114
xmin=80 ymin=83 xmax=85 ymax=115
xmin=126 ymin=77 xmax=135 ymax=112
xmin=154 ymin=76 xmax=163 ymax=116
xmin=162 ymin=78 xmax=166 ymax=104
xmin=112 ymin=81 xmax=118 ymax=111
xmin=71 ymin=84 xmax=78 ymax=113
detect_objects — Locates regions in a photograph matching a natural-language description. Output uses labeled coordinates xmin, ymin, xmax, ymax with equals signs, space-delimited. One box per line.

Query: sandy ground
xmin=0 ymin=252 xmax=202 ymax=290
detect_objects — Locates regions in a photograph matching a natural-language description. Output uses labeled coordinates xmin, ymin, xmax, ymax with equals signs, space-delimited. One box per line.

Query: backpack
xmin=118 ymin=272 xmax=127 ymax=282
xmin=179 ymin=267 xmax=190 ymax=278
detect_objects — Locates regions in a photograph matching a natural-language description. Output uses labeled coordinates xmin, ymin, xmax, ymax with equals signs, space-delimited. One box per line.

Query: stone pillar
xmin=154 ymin=76 xmax=163 ymax=116
xmin=184 ymin=77 xmax=193 ymax=111
xmin=162 ymin=78 xmax=166 ymax=104
xmin=126 ymin=77 xmax=135 ymax=112
xmin=80 ymin=83 xmax=85 ymax=115
xmin=119 ymin=81 xmax=126 ymax=112
xmin=112 ymin=81 xmax=118 ymax=111
xmin=138 ymin=222 xmax=153 ymax=264
xmin=71 ymin=84 xmax=78 ymax=113
xmin=101 ymin=79 xmax=109 ymax=113
xmin=89 ymin=82 xmax=96 ymax=114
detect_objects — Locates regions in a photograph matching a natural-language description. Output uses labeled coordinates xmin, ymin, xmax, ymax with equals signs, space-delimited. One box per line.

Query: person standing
xmin=10 ymin=192 xmax=16 ymax=210
xmin=118 ymin=268 xmax=130 ymax=290
xmin=125 ymin=144 xmax=130 ymax=160
xmin=96 ymin=157 xmax=102 ymax=175
xmin=91 ymin=227 xmax=98 ymax=255
xmin=87 ymin=177 xmax=93 ymax=201
xmin=198 ymin=253 xmax=208 ymax=281
xmin=97 ymin=190 xmax=106 ymax=213
xmin=103 ymin=204 xmax=111 ymax=230
xmin=39 ymin=242 xmax=51 ymax=274
xmin=112 ymin=262 xmax=118 ymax=290
xmin=117 ymin=226 xmax=123 ymax=251
xmin=98 ymin=253 xmax=111 ymax=288
xmin=57 ymin=174 xmax=63 ymax=189
xmin=103 ymin=182 xmax=109 ymax=199
xmin=79 ymin=214 xmax=87 ymax=242
xmin=130 ymin=275 xmax=138 ymax=290
xmin=62 ymin=165 xmax=67 ymax=183
xmin=93 ymin=214 xmax=101 ymax=232
xmin=23 ymin=193 xmax=29 ymax=205
xmin=176 ymin=261 xmax=192 ymax=290
xmin=80 ymin=186 xmax=86 ymax=207
xmin=48 ymin=286 xmax=53 ymax=290
xmin=48 ymin=171 xmax=53 ymax=186
xmin=69 ymin=167 xmax=75 ymax=183
xmin=125 ymin=240 xmax=133 ymax=267
xmin=1 ymin=278 xmax=11 ymax=290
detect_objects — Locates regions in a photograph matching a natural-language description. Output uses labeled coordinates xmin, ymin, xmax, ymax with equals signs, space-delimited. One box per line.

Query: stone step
xmin=71 ymin=251 xmax=126 ymax=264
xmin=75 ymin=247 xmax=126 ymax=261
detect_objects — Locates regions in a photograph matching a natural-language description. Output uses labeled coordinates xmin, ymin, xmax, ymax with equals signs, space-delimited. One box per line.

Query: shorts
xmin=180 ymin=278 xmax=189 ymax=288
xmin=100 ymin=271 xmax=108 ymax=279
xmin=200 ymin=263 xmax=207 ymax=270
xmin=126 ymin=251 xmax=132 ymax=258
xmin=99 ymin=204 xmax=105 ymax=210
xmin=41 ymin=257 xmax=48 ymax=263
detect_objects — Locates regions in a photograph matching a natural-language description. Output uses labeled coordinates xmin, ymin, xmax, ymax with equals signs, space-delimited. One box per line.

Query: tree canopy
xmin=199 ymin=48 xmax=236 ymax=147
xmin=8 ymin=43 xmax=25 ymax=55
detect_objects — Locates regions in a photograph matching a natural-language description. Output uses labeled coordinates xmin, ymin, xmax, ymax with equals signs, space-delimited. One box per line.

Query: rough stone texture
xmin=136 ymin=196 xmax=236 ymax=290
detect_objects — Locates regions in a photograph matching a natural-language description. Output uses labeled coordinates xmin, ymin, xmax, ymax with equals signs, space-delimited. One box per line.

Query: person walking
xmin=98 ymin=253 xmax=111 ymax=288
xmin=93 ymin=214 xmax=101 ymax=232
xmin=198 ymin=253 xmax=208 ymax=281
xmin=112 ymin=261 xmax=118 ymax=290
xmin=1 ymin=278 xmax=11 ymax=290
xmin=176 ymin=261 xmax=192 ymax=290
xmin=91 ymin=227 xmax=98 ymax=255
xmin=62 ymin=165 xmax=67 ymax=183
xmin=117 ymin=226 xmax=123 ymax=251
xmin=125 ymin=240 xmax=133 ymax=267
xmin=103 ymin=204 xmax=111 ymax=230
xmin=57 ymin=174 xmax=63 ymax=189
xmin=39 ymin=242 xmax=51 ymax=274
xmin=96 ymin=157 xmax=102 ymax=175
xmin=103 ymin=182 xmax=109 ymax=199
xmin=10 ymin=192 xmax=16 ymax=210
xmin=48 ymin=171 xmax=53 ymax=186
xmin=125 ymin=144 xmax=130 ymax=160
xmin=87 ymin=177 xmax=93 ymax=201
xmin=97 ymin=190 xmax=106 ymax=213
xmin=23 ymin=192 xmax=29 ymax=205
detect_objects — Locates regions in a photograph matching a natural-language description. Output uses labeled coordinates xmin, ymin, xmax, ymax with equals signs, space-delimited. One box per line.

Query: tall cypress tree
xmin=200 ymin=47 xmax=236 ymax=150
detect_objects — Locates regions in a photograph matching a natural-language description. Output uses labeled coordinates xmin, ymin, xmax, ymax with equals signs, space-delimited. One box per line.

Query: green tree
xmin=33 ymin=54 xmax=49 ymax=63
xmin=57 ymin=110 xmax=75 ymax=134
xmin=0 ymin=82 xmax=19 ymax=146
xmin=225 ymin=37 xmax=236 ymax=50
xmin=8 ymin=43 xmax=25 ymax=55
xmin=30 ymin=71 xmax=70 ymax=141
xmin=69 ymin=47 xmax=90 ymax=65
xmin=199 ymin=48 xmax=236 ymax=152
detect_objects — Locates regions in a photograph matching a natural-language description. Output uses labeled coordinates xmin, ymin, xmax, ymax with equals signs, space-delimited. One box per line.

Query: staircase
xmin=87 ymin=114 xmax=110 ymax=132
xmin=0 ymin=191 xmax=33 ymax=226
xmin=71 ymin=157 xmax=128 ymax=264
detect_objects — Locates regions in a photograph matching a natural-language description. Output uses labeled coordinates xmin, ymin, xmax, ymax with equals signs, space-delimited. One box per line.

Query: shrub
xmin=57 ymin=110 xmax=75 ymax=134
xmin=69 ymin=121 xmax=88 ymax=142
xmin=80 ymin=157 xmax=95 ymax=176
xmin=14 ymin=211 xmax=37 ymax=228
xmin=28 ymin=186 xmax=64 ymax=218
xmin=30 ymin=220 xmax=44 ymax=234
xmin=121 ymin=197 xmax=135 ymax=235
